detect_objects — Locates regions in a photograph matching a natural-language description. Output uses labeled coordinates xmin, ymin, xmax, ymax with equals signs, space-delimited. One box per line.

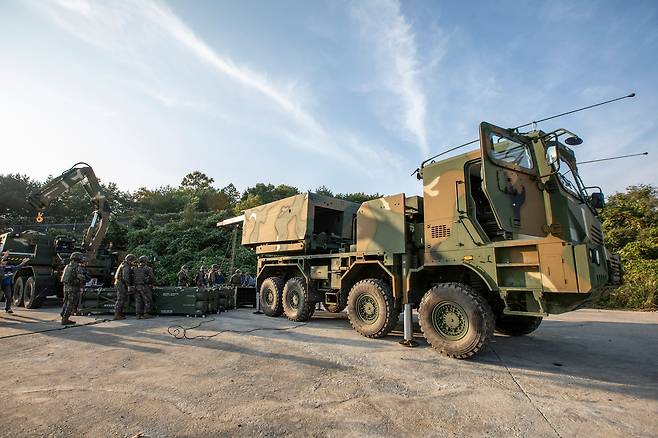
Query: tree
xmin=180 ymin=171 xmax=214 ymax=192
xmin=0 ymin=173 xmax=40 ymax=222
xmin=235 ymin=183 xmax=300 ymax=212
xmin=599 ymin=185 xmax=658 ymax=309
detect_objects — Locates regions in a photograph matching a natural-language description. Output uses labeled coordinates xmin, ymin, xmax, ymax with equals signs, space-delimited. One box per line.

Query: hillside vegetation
xmin=0 ymin=172 xmax=655 ymax=309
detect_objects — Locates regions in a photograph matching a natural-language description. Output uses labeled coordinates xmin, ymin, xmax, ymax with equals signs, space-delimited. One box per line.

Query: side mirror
xmin=589 ymin=192 xmax=605 ymax=209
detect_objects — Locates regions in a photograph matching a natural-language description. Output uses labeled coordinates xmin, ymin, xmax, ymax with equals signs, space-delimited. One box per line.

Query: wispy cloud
xmin=351 ymin=0 xmax=429 ymax=156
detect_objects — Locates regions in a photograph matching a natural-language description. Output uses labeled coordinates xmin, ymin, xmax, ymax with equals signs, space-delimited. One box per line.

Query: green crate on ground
xmin=152 ymin=287 xmax=209 ymax=316
xmin=206 ymin=286 xmax=236 ymax=313
xmin=76 ymin=287 xmax=210 ymax=316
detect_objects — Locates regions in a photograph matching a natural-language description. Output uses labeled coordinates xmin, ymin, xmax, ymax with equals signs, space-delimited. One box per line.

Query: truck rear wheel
xmin=260 ymin=277 xmax=284 ymax=317
xmin=419 ymin=282 xmax=494 ymax=359
xmin=23 ymin=277 xmax=44 ymax=309
xmin=282 ymin=277 xmax=315 ymax=322
xmin=12 ymin=277 xmax=24 ymax=307
xmin=347 ymin=279 xmax=397 ymax=339
xmin=323 ymin=302 xmax=346 ymax=313
xmin=495 ymin=315 xmax=542 ymax=336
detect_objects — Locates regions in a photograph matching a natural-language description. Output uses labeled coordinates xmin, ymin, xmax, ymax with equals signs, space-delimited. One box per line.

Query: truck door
xmin=479 ymin=122 xmax=547 ymax=237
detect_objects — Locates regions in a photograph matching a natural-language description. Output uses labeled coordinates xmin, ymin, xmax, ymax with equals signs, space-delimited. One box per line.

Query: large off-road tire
xmin=282 ymin=277 xmax=315 ymax=322
xmin=260 ymin=277 xmax=284 ymax=317
xmin=495 ymin=315 xmax=542 ymax=336
xmin=23 ymin=277 xmax=44 ymax=309
xmin=419 ymin=282 xmax=494 ymax=359
xmin=323 ymin=302 xmax=346 ymax=313
xmin=12 ymin=277 xmax=24 ymax=307
xmin=347 ymin=279 xmax=398 ymax=339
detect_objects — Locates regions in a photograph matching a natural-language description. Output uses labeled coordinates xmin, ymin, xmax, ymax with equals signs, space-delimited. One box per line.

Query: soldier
xmin=133 ymin=256 xmax=155 ymax=319
xmin=0 ymin=251 xmax=13 ymax=313
xmin=229 ymin=269 xmax=243 ymax=286
xmin=113 ymin=253 xmax=136 ymax=320
xmin=177 ymin=265 xmax=190 ymax=287
xmin=60 ymin=252 xmax=86 ymax=325
xmin=195 ymin=266 xmax=207 ymax=288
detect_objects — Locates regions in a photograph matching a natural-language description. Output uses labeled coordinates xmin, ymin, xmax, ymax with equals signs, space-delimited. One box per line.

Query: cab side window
xmin=488 ymin=133 xmax=534 ymax=171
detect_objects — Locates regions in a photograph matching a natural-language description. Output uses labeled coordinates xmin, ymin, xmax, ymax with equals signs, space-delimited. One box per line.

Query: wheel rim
xmin=288 ymin=291 xmax=300 ymax=310
xmin=356 ymin=293 xmax=378 ymax=324
xmin=264 ymin=289 xmax=275 ymax=306
xmin=431 ymin=301 xmax=469 ymax=340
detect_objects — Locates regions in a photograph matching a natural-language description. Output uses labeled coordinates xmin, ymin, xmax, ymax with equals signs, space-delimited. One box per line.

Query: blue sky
xmin=1 ymin=0 xmax=657 ymax=197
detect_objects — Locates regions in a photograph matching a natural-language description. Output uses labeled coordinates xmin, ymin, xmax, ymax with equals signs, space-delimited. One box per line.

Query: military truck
xmin=0 ymin=163 xmax=116 ymax=308
xmin=219 ymin=121 xmax=622 ymax=358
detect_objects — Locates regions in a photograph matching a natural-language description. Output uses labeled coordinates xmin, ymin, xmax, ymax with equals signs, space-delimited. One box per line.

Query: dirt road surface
xmin=0 ymin=305 xmax=656 ymax=437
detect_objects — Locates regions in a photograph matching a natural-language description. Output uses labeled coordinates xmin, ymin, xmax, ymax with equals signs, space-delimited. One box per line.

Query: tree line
xmin=0 ymin=171 xmax=655 ymax=309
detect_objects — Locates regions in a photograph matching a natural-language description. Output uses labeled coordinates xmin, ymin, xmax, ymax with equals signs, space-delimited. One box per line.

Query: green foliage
xmin=599 ymin=185 xmax=658 ymax=310
xmin=0 ymin=174 xmax=40 ymax=221
xmin=0 ymin=168 xmax=380 ymax=286
xmin=236 ymin=183 xmax=300 ymax=212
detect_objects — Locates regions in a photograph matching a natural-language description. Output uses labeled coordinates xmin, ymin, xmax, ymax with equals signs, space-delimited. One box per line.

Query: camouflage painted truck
xmin=219 ymin=121 xmax=622 ymax=358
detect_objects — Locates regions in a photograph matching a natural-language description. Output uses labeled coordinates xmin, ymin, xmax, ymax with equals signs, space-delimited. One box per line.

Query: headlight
xmin=589 ymin=248 xmax=601 ymax=265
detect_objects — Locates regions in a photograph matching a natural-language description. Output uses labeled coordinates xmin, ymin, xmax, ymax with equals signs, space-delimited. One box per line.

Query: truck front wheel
xmin=260 ymin=277 xmax=284 ymax=317
xmin=282 ymin=277 xmax=315 ymax=322
xmin=419 ymin=283 xmax=494 ymax=359
xmin=347 ymin=279 xmax=397 ymax=339
xmin=12 ymin=277 xmax=25 ymax=307
xmin=495 ymin=315 xmax=542 ymax=336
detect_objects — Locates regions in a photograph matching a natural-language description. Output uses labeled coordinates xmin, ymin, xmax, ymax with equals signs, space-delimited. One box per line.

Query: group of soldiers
xmin=58 ymin=253 xmax=255 ymax=325
xmin=176 ymin=264 xmax=255 ymax=288
xmin=112 ymin=253 xmax=155 ymax=321
xmin=59 ymin=252 xmax=155 ymax=325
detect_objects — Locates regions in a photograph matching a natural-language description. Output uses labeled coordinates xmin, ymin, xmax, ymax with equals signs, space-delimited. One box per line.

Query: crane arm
xmin=27 ymin=162 xmax=111 ymax=259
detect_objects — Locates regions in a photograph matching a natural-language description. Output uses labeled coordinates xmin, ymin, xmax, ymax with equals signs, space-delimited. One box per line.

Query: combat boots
xmin=61 ymin=318 xmax=76 ymax=326
xmin=113 ymin=313 xmax=125 ymax=321
xmin=142 ymin=314 xmax=154 ymax=319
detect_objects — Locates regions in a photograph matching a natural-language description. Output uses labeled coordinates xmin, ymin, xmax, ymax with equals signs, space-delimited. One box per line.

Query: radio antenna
xmin=416 ymin=92 xmax=636 ymax=173
xmin=577 ymin=151 xmax=648 ymax=165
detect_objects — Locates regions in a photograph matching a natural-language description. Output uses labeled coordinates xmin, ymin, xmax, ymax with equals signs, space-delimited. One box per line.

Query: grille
xmin=590 ymin=224 xmax=604 ymax=245
xmin=430 ymin=224 xmax=451 ymax=239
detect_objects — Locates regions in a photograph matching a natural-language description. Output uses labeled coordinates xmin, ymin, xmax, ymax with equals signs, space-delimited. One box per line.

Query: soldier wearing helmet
xmin=113 ymin=253 xmax=136 ymax=320
xmin=59 ymin=252 xmax=86 ymax=325
xmin=133 ymin=256 xmax=155 ymax=319
xmin=229 ymin=268 xmax=244 ymax=286
xmin=195 ymin=265 xmax=207 ymax=288
xmin=177 ymin=264 xmax=190 ymax=287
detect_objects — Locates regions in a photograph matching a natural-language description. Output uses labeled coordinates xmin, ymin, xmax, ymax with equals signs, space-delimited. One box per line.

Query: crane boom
xmin=27 ymin=162 xmax=111 ymax=260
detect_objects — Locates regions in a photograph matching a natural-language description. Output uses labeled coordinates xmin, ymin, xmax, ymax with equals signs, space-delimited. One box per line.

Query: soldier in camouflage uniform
xmin=113 ymin=253 xmax=136 ymax=320
xmin=195 ymin=266 xmax=207 ymax=288
xmin=229 ymin=269 xmax=244 ymax=286
xmin=60 ymin=252 xmax=86 ymax=325
xmin=134 ymin=256 xmax=155 ymax=319
xmin=177 ymin=265 xmax=190 ymax=287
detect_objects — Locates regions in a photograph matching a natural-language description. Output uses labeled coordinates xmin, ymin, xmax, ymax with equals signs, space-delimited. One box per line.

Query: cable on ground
xmin=167 ymin=317 xmax=307 ymax=340
xmin=0 ymin=318 xmax=109 ymax=340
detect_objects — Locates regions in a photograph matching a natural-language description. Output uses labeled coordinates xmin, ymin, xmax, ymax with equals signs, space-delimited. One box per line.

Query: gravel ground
xmin=0 ymin=305 xmax=656 ymax=437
